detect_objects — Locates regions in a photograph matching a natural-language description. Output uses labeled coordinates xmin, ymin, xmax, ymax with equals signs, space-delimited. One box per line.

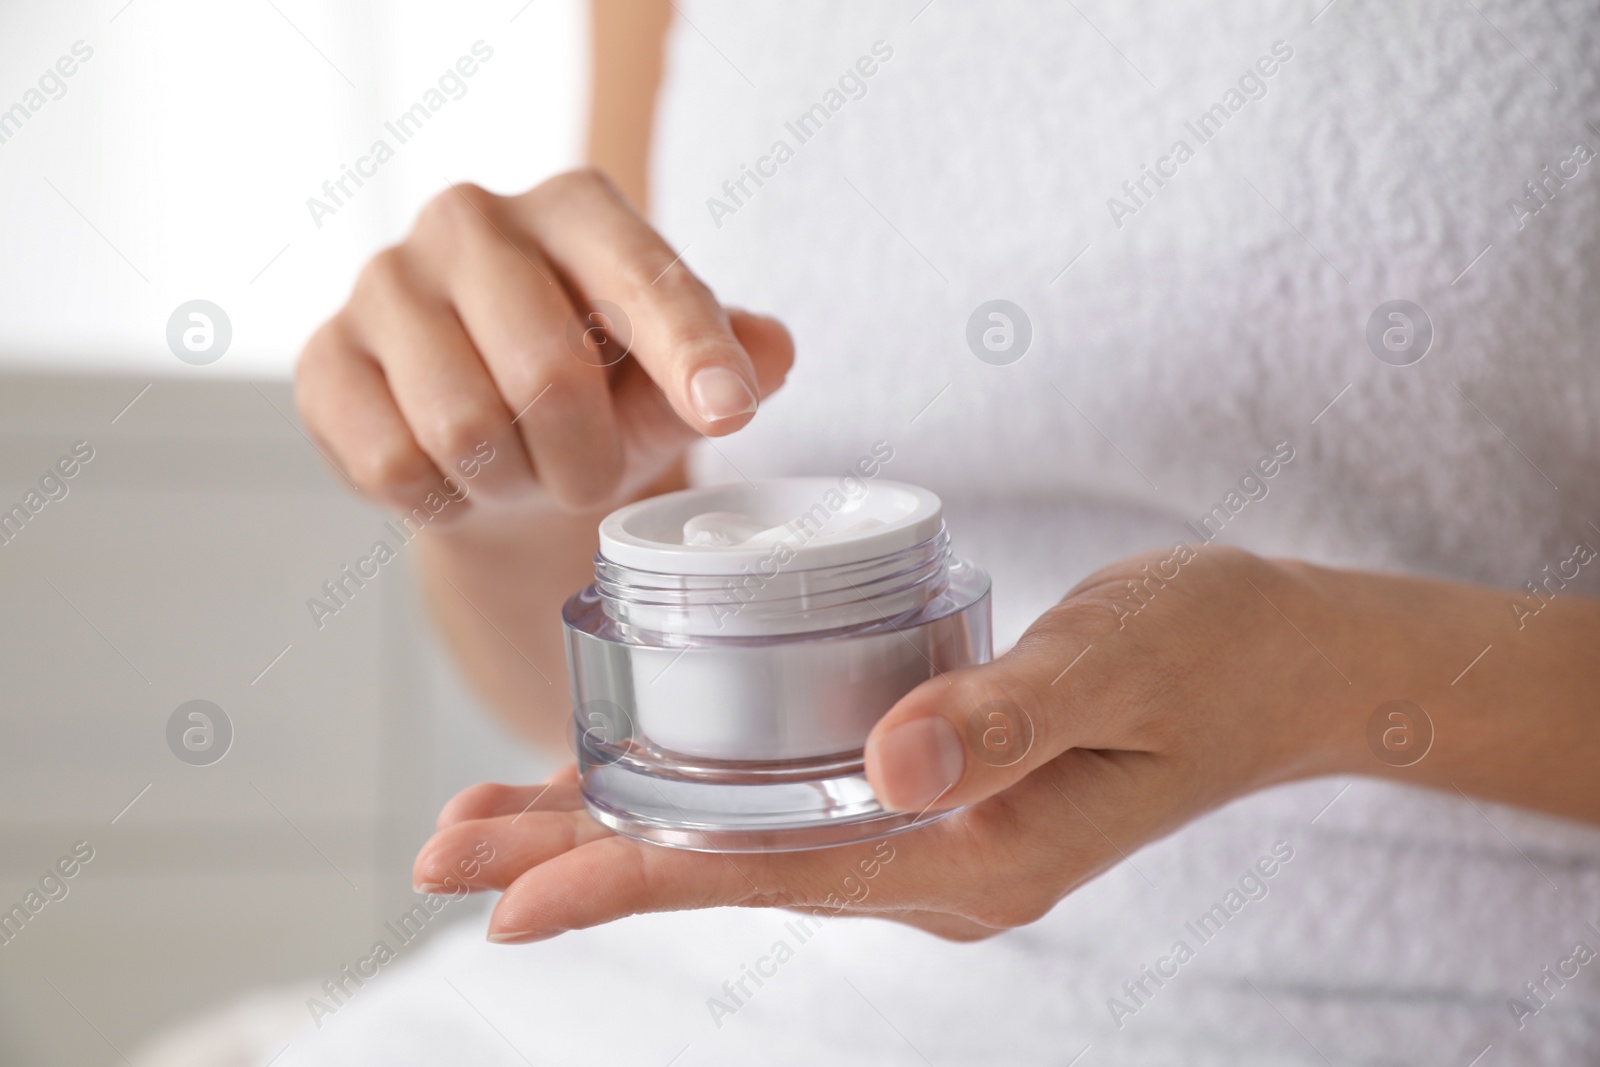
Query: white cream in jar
xmin=563 ymin=478 xmax=991 ymax=852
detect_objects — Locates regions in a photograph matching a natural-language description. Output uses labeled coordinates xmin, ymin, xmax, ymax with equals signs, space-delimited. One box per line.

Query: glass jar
xmin=563 ymin=478 xmax=991 ymax=852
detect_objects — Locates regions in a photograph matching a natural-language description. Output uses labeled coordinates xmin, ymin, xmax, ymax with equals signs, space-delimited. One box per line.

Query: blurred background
xmin=0 ymin=2 xmax=582 ymax=1061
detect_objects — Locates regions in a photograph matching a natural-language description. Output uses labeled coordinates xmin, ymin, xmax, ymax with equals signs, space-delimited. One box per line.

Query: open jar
xmin=562 ymin=478 xmax=991 ymax=852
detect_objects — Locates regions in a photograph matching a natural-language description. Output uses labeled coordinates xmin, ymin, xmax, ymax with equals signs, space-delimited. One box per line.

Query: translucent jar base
xmin=579 ymin=746 xmax=958 ymax=853
xmin=564 ymin=557 xmax=990 ymax=853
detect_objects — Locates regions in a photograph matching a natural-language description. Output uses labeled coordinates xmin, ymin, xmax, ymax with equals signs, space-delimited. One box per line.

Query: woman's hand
xmin=294 ymin=168 xmax=793 ymax=520
xmin=413 ymin=545 xmax=1383 ymax=942
xmin=414 ymin=539 xmax=1600 ymax=940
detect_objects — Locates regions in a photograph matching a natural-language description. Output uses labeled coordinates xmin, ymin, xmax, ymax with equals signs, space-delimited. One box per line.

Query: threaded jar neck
xmin=593 ymin=527 xmax=953 ymax=640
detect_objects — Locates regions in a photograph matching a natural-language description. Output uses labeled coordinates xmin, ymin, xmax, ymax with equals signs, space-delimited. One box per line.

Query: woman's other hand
xmin=413 ymin=546 xmax=1383 ymax=942
xmin=294 ymin=169 xmax=793 ymax=522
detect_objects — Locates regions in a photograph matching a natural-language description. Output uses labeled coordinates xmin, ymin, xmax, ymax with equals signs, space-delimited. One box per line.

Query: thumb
xmin=864 ymin=626 xmax=1096 ymax=812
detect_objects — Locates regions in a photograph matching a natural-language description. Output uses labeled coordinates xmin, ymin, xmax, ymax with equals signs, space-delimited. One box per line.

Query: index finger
xmin=514 ymin=168 xmax=761 ymax=435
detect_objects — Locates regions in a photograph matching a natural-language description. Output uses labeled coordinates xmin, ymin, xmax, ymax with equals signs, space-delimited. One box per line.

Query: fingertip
xmin=675 ymin=310 xmax=793 ymax=436
xmin=410 ymin=841 xmax=453 ymax=892
xmin=687 ymin=363 xmax=760 ymax=431
xmin=865 ymin=664 xmax=1047 ymax=811
xmin=486 ymin=929 xmax=560 ymax=945
xmin=487 ymin=881 xmax=563 ymax=944
xmin=728 ymin=310 xmax=795 ymax=394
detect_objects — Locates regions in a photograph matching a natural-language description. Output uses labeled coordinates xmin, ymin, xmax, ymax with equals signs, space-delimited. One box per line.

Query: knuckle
xmin=627 ymin=255 xmax=712 ymax=304
xmin=422 ymin=404 xmax=502 ymax=462
xmin=948 ymin=668 xmax=1044 ymax=743
xmin=349 ymin=442 xmax=433 ymax=496
xmin=293 ymin=319 xmax=335 ymax=372
xmin=556 ymin=467 xmax=624 ymax=513
xmin=500 ymin=371 xmax=627 ymax=510
xmin=663 ymin=323 xmax=740 ymax=372
xmin=352 ymin=246 xmax=414 ymax=307
xmin=533 ymin=165 xmax=617 ymax=206
xmin=450 ymin=781 xmax=516 ymax=817
xmin=448 ymin=180 xmax=495 ymax=210
xmin=546 ymin=456 xmax=627 ymax=516
xmin=1036 ymin=595 xmax=1111 ymax=640
xmin=936 ymin=682 xmax=1018 ymax=771
xmin=505 ymin=358 xmax=586 ymax=409
xmin=292 ymin=322 xmax=341 ymax=408
xmin=540 ymin=458 xmax=621 ymax=513
xmin=415 ymin=182 xmax=496 ymax=242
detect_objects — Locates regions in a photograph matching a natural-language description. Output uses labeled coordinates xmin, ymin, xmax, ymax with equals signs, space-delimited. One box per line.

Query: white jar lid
xmin=598 ymin=478 xmax=943 ymax=575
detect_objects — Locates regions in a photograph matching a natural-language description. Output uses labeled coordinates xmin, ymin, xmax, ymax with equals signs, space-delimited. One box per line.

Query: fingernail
xmin=689 ymin=366 xmax=758 ymax=423
xmin=871 ymin=717 xmax=966 ymax=811
xmin=487 ymin=930 xmax=559 ymax=945
xmin=413 ymin=882 xmax=449 ymax=895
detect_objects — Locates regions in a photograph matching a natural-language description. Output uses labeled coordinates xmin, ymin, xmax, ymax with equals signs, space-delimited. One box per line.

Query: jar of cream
xmin=563 ymin=478 xmax=991 ymax=852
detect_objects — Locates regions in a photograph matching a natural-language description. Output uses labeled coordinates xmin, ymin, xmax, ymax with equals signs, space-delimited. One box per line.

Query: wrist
xmin=1286 ymin=561 xmax=1513 ymax=785
xmin=1232 ymin=556 xmax=1475 ymax=787
xmin=1240 ymin=557 xmax=1372 ymax=787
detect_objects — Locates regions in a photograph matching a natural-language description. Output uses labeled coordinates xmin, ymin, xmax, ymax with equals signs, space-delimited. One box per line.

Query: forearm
xmin=585 ymin=0 xmax=671 ymax=212
xmin=417 ymin=507 xmax=607 ymax=752
xmin=416 ymin=458 xmax=688 ymax=751
xmin=1295 ymin=561 xmax=1600 ymax=824
xmin=409 ymin=0 xmax=676 ymax=751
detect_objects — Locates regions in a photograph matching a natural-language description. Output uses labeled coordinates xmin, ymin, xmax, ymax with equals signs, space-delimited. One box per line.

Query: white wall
xmin=0 ymin=375 xmax=557 ymax=1064
xmin=0 ymin=0 xmax=586 ymax=376
xmin=0 ymin=1 xmax=585 ymax=1061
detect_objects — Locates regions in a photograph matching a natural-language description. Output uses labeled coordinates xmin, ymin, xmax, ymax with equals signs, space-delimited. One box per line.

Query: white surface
xmin=172 ymin=784 xmax=1600 ymax=1067
xmin=681 ymin=510 xmax=883 ymax=547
